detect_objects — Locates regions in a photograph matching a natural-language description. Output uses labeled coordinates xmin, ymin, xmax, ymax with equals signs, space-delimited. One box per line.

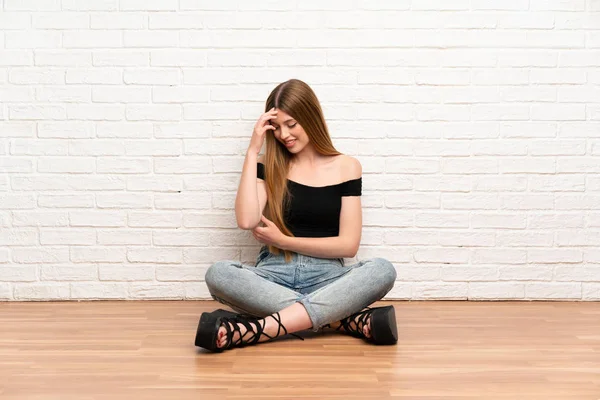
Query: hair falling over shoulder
xmin=262 ymin=79 xmax=341 ymax=262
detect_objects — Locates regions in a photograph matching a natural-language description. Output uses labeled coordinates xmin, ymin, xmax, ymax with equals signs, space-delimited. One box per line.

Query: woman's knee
xmin=371 ymin=257 xmax=397 ymax=289
xmin=204 ymin=260 xmax=241 ymax=292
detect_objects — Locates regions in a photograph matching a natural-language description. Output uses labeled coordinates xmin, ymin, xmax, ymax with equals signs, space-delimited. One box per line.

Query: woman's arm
xmin=235 ymin=108 xmax=276 ymax=229
xmin=234 ymin=153 xmax=268 ymax=230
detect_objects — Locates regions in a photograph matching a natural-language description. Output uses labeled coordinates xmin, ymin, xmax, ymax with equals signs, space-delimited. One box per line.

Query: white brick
xmin=0 ymin=195 xmax=36 ymax=209
xmin=120 ymin=0 xmax=178 ymax=11
xmin=0 ymin=51 xmax=33 ymax=66
xmin=33 ymin=12 xmax=88 ymax=29
xmin=0 ymin=248 xmax=10 ymax=263
xmin=442 ymin=194 xmax=500 ymax=210
xmin=469 ymin=283 xmax=525 ymax=299
xmin=499 ymin=158 xmax=555 ymax=173
xmin=471 ymin=213 xmax=526 ymax=229
xmin=442 ymin=158 xmax=498 ymax=174
xmin=126 ymin=105 xmax=182 ymax=121
xmin=97 ymin=230 xmax=151 ymax=245
xmin=97 ymin=157 xmax=151 ymax=174
xmin=556 ymin=157 xmax=600 ymax=173
xmin=0 ymin=157 xmax=33 ymax=173
xmin=14 ymin=284 xmax=70 ymax=300
xmin=555 ymin=194 xmax=600 ymax=210
xmin=155 ymin=193 xmax=211 ymax=210
xmin=396 ymin=265 xmax=440 ymax=281
xmin=151 ymin=51 xmax=206 ymax=67
xmin=156 ymin=266 xmax=206 ymax=281
xmin=67 ymin=104 xmax=124 ymax=121
xmin=124 ymin=31 xmax=179 ymax=48
xmin=129 ymin=283 xmax=185 ymax=299
xmin=70 ymin=211 xmax=126 ymax=227
xmin=0 ymin=12 xmax=31 ymax=29
xmin=71 ymin=247 xmax=126 ymax=263
xmin=37 ymin=157 xmax=95 ymax=173
xmin=38 ymin=194 xmax=94 ymax=208
xmin=497 ymin=12 xmax=554 ymax=28
xmin=127 ymin=176 xmax=182 ymax=192
xmin=442 ymin=266 xmax=498 ymax=281
xmin=183 ymin=247 xmax=240 ymax=263
xmin=69 ymin=139 xmax=125 ymax=156
xmin=9 ymin=105 xmax=65 ymax=120
xmin=530 ymin=175 xmax=585 ymax=192
xmin=63 ymin=31 xmax=122 ymax=48
xmin=0 ymin=266 xmax=37 ymax=282
xmin=12 ymin=247 xmax=69 ymax=264
xmin=124 ymin=140 xmax=181 ymax=156
xmin=91 ymin=13 xmax=146 ymax=29
xmin=36 ymin=86 xmax=91 ymax=103
xmin=472 ymin=176 xmax=527 ymax=192
xmin=5 ymin=31 xmax=61 ymax=49
xmin=530 ymin=69 xmax=586 ymax=84
xmin=153 ymin=230 xmax=210 ymax=246
xmin=471 ymin=105 xmax=529 ymax=121
xmin=41 ymin=265 xmax=97 ymax=281
xmin=124 ymin=68 xmax=179 ymax=85
xmin=415 ymin=212 xmax=469 ymax=228
xmin=128 ymin=212 xmax=182 ymax=228
xmin=183 ymin=176 xmax=238 ymax=192
xmin=496 ymin=232 xmax=553 ymax=247
xmin=498 ymin=266 xmax=553 ymax=281
xmin=149 ymin=13 xmax=204 ymax=29
xmin=12 ymin=211 xmax=69 ymax=227
xmin=555 ymin=266 xmax=600 ymax=281
xmin=93 ymin=51 xmax=149 ymax=67
xmin=184 ymin=281 xmax=211 ymax=299
xmin=500 ymin=122 xmax=557 ymax=138
xmin=183 ymin=212 xmax=237 ymax=228
xmin=413 ymin=283 xmax=468 ymax=299
xmin=154 ymin=157 xmax=211 ymax=174
xmin=414 ymin=248 xmax=470 ymax=264
xmin=525 ymin=283 xmax=581 ymax=299
xmin=35 ymin=51 xmax=92 ymax=67
xmin=155 ymin=122 xmax=211 ymax=139
xmin=0 ymin=122 xmax=35 ymax=138
xmin=99 ymin=265 xmax=155 ymax=281
xmin=66 ymin=68 xmax=122 ymax=84
xmin=40 ymin=229 xmax=95 ymax=245
xmin=364 ymin=209 xmax=412 ymax=228
xmin=384 ymin=193 xmax=440 ymax=209
xmin=528 ymin=214 xmax=584 ymax=229
xmin=127 ymin=248 xmax=182 ymax=264
xmin=0 ymin=283 xmax=12 ymax=300
xmin=498 ymin=51 xmax=557 ymax=67
xmin=62 ymin=0 xmax=117 ymax=10
xmin=439 ymin=232 xmax=495 ymax=247
xmin=38 ymin=122 xmax=94 ymax=139
xmin=385 ymin=158 xmax=439 ymax=174
xmin=96 ymin=193 xmax=152 ymax=209
xmin=500 ymin=194 xmax=554 ymax=210
xmin=97 ymin=122 xmax=153 ymax=138
xmin=582 ymin=284 xmax=600 ymax=300
xmin=528 ymin=249 xmax=583 ymax=263
xmin=70 ymin=283 xmax=128 ymax=299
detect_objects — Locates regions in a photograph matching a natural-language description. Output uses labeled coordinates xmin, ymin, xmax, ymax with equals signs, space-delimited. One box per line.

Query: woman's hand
xmin=248 ymin=107 xmax=277 ymax=155
xmin=252 ymin=215 xmax=287 ymax=248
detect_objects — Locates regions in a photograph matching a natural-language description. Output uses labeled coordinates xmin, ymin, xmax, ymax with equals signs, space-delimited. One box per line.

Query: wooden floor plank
xmin=0 ymin=300 xmax=599 ymax=399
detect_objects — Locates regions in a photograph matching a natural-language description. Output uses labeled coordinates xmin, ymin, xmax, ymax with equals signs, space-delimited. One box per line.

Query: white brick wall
xmin=1 ymin=1 xmax=599 ymax=301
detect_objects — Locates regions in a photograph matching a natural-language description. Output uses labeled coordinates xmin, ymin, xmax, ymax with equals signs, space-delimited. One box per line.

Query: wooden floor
xmin=0 ymin=301 xmax=599 ymax=400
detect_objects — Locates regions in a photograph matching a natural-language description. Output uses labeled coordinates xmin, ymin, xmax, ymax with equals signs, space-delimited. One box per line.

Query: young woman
xmin=195 ymin=79 xmax=398 ymax=352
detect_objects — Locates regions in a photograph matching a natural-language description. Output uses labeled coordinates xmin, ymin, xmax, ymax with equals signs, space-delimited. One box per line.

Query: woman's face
xmin=271 ymin=109 xmax=309 ymax=154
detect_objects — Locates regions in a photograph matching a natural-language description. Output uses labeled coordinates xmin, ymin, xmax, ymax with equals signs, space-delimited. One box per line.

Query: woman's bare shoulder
xmin=337 ymin=154 xmax=362 ymax=181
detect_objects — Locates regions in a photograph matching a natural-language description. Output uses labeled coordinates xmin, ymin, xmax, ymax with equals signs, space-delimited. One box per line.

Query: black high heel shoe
xmin=194 ymin=311 xmax=303 ymax=352
xmin=325 ymin=305 xmax=398 ymax=345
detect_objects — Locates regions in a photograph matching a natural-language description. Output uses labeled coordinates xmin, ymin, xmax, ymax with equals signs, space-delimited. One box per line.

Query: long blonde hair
xmin=263 ymin=79 xmax=341 ymax=261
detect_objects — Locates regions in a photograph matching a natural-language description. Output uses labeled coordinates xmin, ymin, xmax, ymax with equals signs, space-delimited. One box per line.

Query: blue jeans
xmin=205 ymin=246 xmax=397 ymax=332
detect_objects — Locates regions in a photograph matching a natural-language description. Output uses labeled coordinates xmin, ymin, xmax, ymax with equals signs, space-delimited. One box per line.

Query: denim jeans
xmin=204 ymin=246 xmax=397 ymax=332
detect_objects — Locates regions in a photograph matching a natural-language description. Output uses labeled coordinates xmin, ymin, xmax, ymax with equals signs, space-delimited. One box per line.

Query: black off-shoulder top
xmin=257 ymin=163 xmax=361 ymax=238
